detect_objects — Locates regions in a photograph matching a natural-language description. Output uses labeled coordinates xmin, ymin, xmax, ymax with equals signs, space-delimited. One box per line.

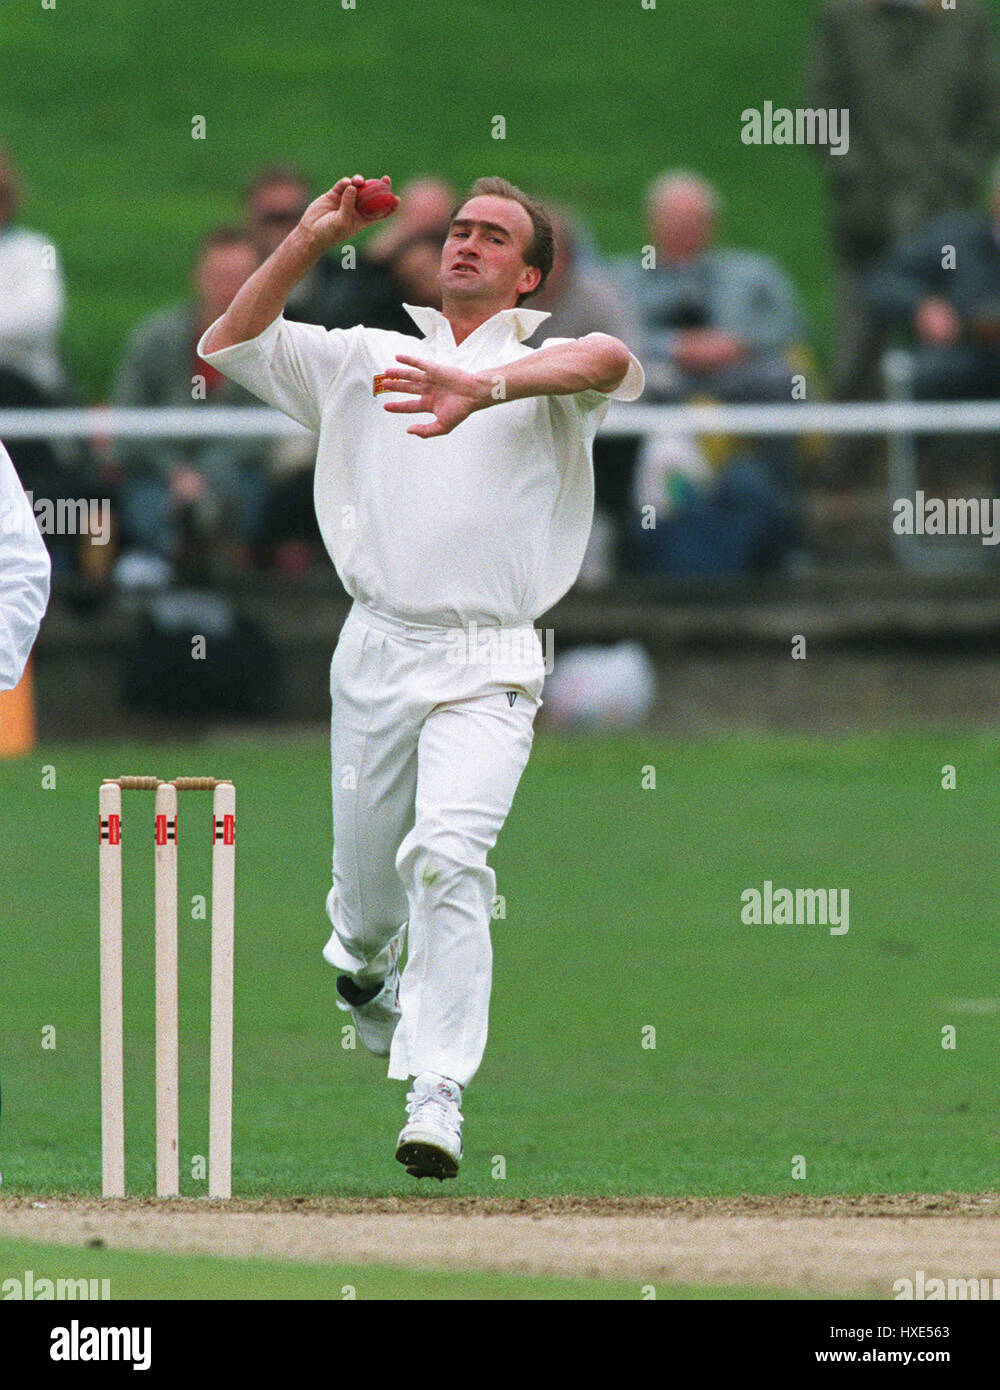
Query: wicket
xmin=99 ymin=776 xmax=236 ymax=1199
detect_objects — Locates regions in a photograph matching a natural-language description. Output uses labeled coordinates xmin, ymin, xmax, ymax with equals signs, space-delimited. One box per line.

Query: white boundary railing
xmin=1 ymin=400 xmax=1000 ymax=440
xmin=4 ymin=400 xmax=1000 ymax=574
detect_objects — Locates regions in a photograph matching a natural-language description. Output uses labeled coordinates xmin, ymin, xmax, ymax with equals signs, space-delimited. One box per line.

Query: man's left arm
xmin=481 ymin=334 xmax=635 ymax=401
xmin=380 ymin=334 xmax=642 ymax=438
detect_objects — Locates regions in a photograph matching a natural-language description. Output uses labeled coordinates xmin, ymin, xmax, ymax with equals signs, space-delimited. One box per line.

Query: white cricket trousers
xmin=322 ymin=600 xmax=545 ymax=1088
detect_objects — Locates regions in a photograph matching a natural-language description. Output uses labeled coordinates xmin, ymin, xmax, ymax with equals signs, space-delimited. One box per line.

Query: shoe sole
xmin=395 ymin=1139 xmax=460 ymax=1181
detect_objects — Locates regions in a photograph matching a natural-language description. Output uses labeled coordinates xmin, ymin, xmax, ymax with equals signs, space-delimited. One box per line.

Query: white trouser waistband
xmin=348 ymin=599 xmax=535 ymax=645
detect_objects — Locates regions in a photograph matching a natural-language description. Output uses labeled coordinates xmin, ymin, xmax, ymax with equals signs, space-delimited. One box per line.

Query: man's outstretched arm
xmin=201 ymin=176 xmax=399 ymax=353
xmin=379 ymin=335 xmax=638 ymax=439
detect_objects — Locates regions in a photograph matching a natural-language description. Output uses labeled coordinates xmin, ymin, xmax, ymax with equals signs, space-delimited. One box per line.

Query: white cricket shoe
xmin=335 ymin=939 xmax=402 ymax=1057
xmin=395 ymin=1073 xmax=464 ymax=1180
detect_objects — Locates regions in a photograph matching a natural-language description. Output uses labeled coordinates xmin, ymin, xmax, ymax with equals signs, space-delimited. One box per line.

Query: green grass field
xmin=0 ymin=1235 xmax=813 ymax=1300
xmin=2 ymin=729 xmax=997 ymax=1201
xmin=0 ymin=0 xmax=889 ymax=399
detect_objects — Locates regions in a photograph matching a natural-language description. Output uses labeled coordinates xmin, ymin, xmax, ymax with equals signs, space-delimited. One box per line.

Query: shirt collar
xmin=403 ymin=303 xmax=551 ymax=346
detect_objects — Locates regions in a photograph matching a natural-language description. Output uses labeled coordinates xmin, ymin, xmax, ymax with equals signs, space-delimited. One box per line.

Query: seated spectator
xmin=0 ymin=145 xmax=94 ymax=577
xmin=618 ymin=171 xmax=808 ymax=576
xmin=353 ymin=223 xmax=449 ymax=332
xmin=628 ymin=433 xmax=801 ymax=578
xmin=363 ymin=177 xmax=456 ymax=274
xmin=531 ymin=208 xmax=645 ymax=584
xmin=245 ymin=163 xmax=366 ymax=330
xmin=620 ymin=171 xmax=807 ymax=402
xmin=864 ymin=164 xmax=1000 ymax=401
xmin=383 ymin=231 xmax=445 ymax=311
xmin=532 ymin=207 xmax=642 ymax=347
xmin=805 ymin=0 xmax=1000 ymax=489
xmin=110 ymin=227 xmax=266 ymax=580
xmin=0 ymin=145 xmax=65 ymax=400
xmin=245 ymin=168 xmax=455 ymax=336
xmin=342 ymin=176 xmax=457 ymax=333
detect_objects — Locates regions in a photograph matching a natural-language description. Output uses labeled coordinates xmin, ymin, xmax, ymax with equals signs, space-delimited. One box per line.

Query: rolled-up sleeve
xmin=603 ymin=350 xmax=645 ymax=402
xmin=0 ymin=442 xmax=51 ymax=692
xmin=573 ymin=352 xmax=645 ymax=413
xmin=196 ymin=314 xmax=359 ymax=433
xmin=541 ymin=336 xmax=646 ymax=414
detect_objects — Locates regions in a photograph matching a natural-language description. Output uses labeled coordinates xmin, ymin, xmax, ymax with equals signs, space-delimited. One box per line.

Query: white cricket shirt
xmin=0 ymin=441 xmax=51 ymax=691
xmin=0 ymin=226 xmax=67 ymax=395
xmin=198 ymin=305 xmax=643 ymax=627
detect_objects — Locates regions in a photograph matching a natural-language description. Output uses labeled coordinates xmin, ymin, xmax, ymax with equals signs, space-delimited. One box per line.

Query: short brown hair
xmin=198 ymin=225 xmax=259 ymax=260
xmin=450 ymin=177 xmax=556 ymax=305
xmin=244 ymin=164 xmax=311 ymax=202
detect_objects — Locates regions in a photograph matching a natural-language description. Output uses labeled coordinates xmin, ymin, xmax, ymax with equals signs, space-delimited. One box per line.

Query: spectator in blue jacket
xmin=619 ymin=172 xmax=807 ymax=577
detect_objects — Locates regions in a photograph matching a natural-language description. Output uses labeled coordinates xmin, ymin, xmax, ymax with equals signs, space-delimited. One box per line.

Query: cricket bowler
xmin=200 ymin=173 xmax=644 ymax=1179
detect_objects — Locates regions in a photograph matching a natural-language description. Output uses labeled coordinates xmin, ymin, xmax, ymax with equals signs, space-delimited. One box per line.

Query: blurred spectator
xmin=0 ymin=145 xmax=65 ymax=400
xmin=345 ymin=175 xmax=456 ymax=332
xmin=619 ymin=172 xmax=806 ymax=577
xmin=364 ymin=176 xmax=456 ymax=269
xmin=110 ymin=227 xmax=266 ymax=580
xmin=384 ymin=232 xmax=444 ymax=310
xmin=532 ymin=207 xmax=641 ymax=347
xmin=246 ymin=169 xmax=458 ymax=336
xmin=805 ymin=0 xmax=1000 ymax=476
xmin=621 ymin=172 xmax=806 ymax=402
xmin=245 ymin=163 xmax=363 ymax=329
xmin=532 ymin=207 xmax=644 ymax=584
xmin=0 ymin=143 xmax=98 ymax=577
xmin=628 ymin=435 xmax=802 ymax=578
xmin=865 ymin=165 xmax=1000 ymax=401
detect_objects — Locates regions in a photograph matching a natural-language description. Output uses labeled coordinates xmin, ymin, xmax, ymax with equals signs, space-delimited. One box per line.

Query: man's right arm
xmin=202 ymin=176 xmax=399 ymax=353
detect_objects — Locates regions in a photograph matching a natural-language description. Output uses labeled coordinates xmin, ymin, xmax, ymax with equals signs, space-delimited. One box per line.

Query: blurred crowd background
xmin=4 ymin=1 xmax=999 ymax=593
xmin=4 ymin=0 xmax=1000 ymax=729
xmin=4 ymin=154 xmax=820 ymax=588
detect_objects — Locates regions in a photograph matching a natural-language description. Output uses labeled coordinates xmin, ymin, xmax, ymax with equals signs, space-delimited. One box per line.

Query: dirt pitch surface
xmin=3 ymin=1194 xmax=1000 ymax=1296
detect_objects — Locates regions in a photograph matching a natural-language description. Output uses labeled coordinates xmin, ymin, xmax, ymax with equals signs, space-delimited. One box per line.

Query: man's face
xmin=195 ymin=242 xmax=261 ymax=322
xmin=440 ymin=195 xmax=540 ymax=307
xmin=650 ymin=186 xmax=715 ymax=264
xmin=248 ymin=179 xmax=310 ymax=256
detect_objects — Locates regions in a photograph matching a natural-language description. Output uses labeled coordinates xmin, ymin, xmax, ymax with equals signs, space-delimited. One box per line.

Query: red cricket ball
xmin=355 ymin=179 xmax=396 ymax=217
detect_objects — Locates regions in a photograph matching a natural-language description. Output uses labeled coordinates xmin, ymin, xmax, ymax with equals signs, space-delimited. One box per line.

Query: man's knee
xmin=396 ymin=820 xmax=488 ymax=892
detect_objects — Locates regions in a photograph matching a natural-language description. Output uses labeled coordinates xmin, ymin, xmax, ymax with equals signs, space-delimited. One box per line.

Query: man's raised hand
xmin=379 ymin=355 xmax=493 ymax=438
xmin=300 ymin=175 xmax=400 ymax=250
